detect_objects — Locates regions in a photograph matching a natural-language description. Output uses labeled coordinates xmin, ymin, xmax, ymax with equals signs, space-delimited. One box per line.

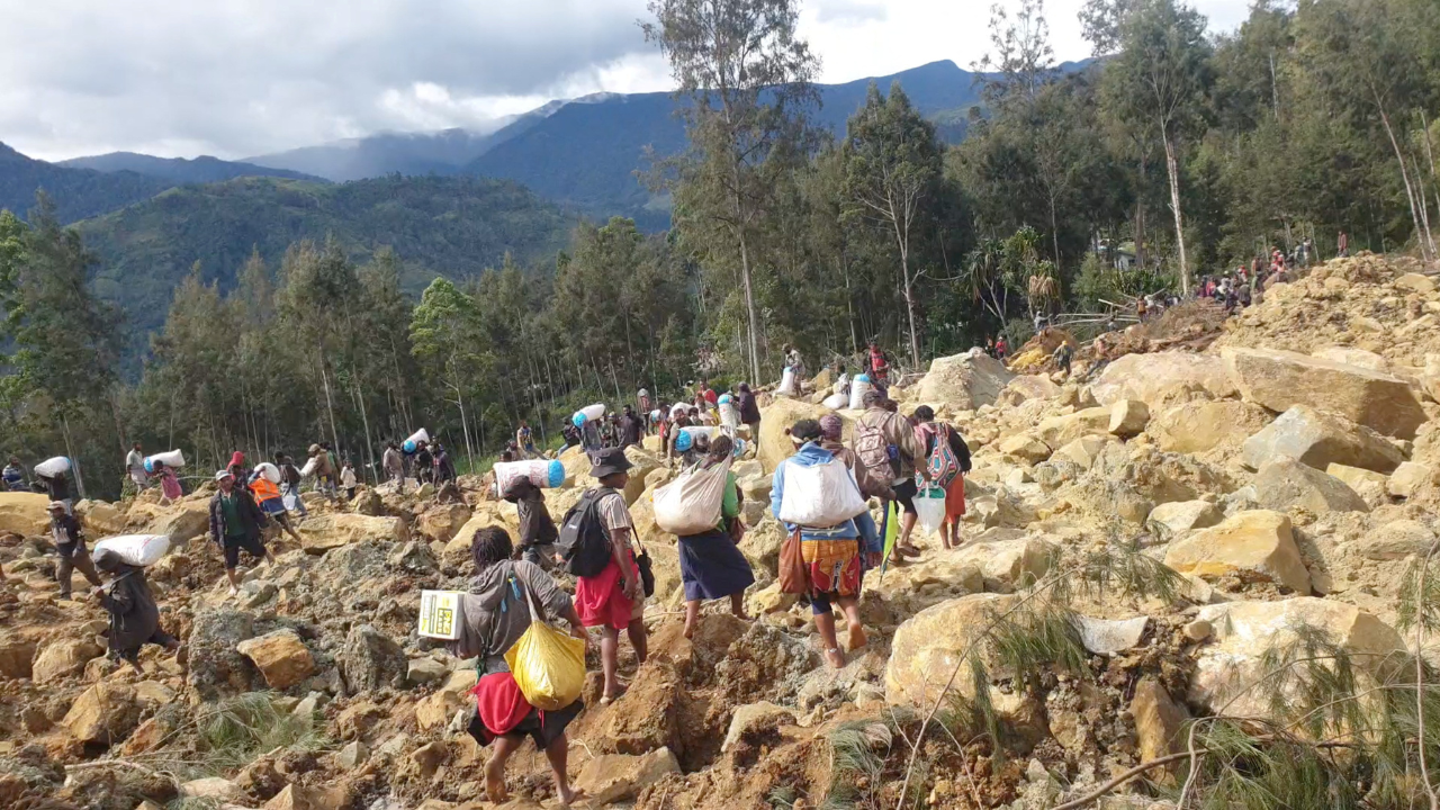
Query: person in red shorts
xmin=573 ymin=448 xmax=649 ymax=703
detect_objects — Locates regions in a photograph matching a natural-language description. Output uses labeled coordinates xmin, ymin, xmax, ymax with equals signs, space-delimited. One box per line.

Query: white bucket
xmin=34 ymin=456 xmax=71 ymax=477
xmin=143 ymin=449 xmax=186 ymax=473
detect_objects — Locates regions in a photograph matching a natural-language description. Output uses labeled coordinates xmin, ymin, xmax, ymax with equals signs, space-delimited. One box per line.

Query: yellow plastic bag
xmin=503 ymin=585 xmax=586 ymax=712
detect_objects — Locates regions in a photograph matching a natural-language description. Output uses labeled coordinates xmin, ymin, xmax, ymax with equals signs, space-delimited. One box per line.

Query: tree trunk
xmin=319 ymin=359 xmax=341 ymax=458
xmin=738 ymin=229 xmax=761 ymax=383
xmin=1135 ymin=148 xmax=1148 ymax=273
xmin=1162 ymin=132 xmax=1190 ymax=296
xmin=902 ymin=267 xmax=921 ymax=369
xmin=1377 ymin=100 xmax=1435 ymax=263
xmin=60 ymin=412 xmax=86 ymax=500
xmin=352 ymin=378 xmax=377 ymax=485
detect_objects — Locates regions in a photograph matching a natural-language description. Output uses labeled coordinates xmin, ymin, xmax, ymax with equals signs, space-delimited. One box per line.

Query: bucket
xmin=34 ymin=457 xmax=71 ymax=478
xmin=143 ymin=449 xmax=186 ymax=473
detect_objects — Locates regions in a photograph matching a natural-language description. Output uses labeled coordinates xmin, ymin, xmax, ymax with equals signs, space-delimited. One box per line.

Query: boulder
xmin=1108 ymin=400 xmax=1150 ymax=438
xmin=75 ymin=500 xmax=127 ymax=535
xmin=998 ymin=433 xmax=1052 ymax=464
xmin=912 ymin=349 xmax=1015 ymax=411
xmin=1074 ymin=615 xmax=1149 ymax=655
xmin=32 ymin=638 xmax=105 ymax=684
xmin=1131 ymin=677 xmax=1190 ymax=772
xmin=1395 ymin=272 xmax=1437 ymax=294
xmin=1190 ymin=598 xmax=1405 ymax=720
xmin=1311 ymin=346 xmax=1390 ymax=371
xmin=1146 ymin=501 xmax=1223 ymax=539
xmin=1162 ymin=510 xmax=1311 ymax=593
xmin=1222 ymin=346 xmax=1427 ymax=439
xmin=297 ymin=513 xmax=406 ymax=553
xmin=63 ymin=683 xmax=140 ymax=744
xmin=447 ymin=504 xmax=522 ymax=566
xmin=1050 ymin=435 xmax=1113 ymax=470
xmin=1091 ymin=351 xmax=1236 ymax=406
xmin=886 ymin=593 xmax=1017 ymax=708
xmin=1355 ymin=519 xmax=1435 ymax=561
xmin=1389 ymin=462 xmax=1437 ymax=498
xmin=188 ymin=609 xmax=259 ymax=700
xmin=1241 ymin=405 xmax=1405 ymax=474
xmin=575 ymin=747 xmax=680 ymax=805
xmin=758 ymin=397 xmax=854 ymax=473
xmin=0 ymin=492 xmax=54 ymax=537
xmin=1035 ymin=407 xmax=1111 ymax=450
xmin=139 ymin=501 xmax=211 ymax=542
xmin=1324 ymin=463 xmax=1389 ymax=506
xmin=1254 ymin=459 xmax=1369 ymax=514
xmin=1150 ymin=400 xmax=1273 ymax=456
xmin=339 ymin=624 xmax=406 ymax=693
xmin=415 ymin=503 xmax=472 ymax=543
xmin=0 ymin=639 xmax=37 ymax=678
xmin=722 ymin=702 xmax=797 ymax=753
xmin=1000 ymin=374 xmax=1062 ymax=405
xmin=181 ymin=777 xmax=242 ymax=802
xmin=619 ymin=446 xmax=665 ymax=505
xmin=236 ymin=630 xmax=315 ymax=689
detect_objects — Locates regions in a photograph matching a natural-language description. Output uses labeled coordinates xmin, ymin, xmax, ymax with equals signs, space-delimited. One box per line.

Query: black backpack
xmin=557 ymin=488 xmax=614 ymax=578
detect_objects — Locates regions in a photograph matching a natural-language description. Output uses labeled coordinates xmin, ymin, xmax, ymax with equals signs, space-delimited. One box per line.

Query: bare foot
xmin=557 ymin=786 xmax=586 ymax=807
xmin=732 ymin=610 xmax=753 ymax=622
xmin=824 ymin=647 xmax=847 ymax=669
xmin=484 ymin=766 xmax=507 ymax=803
xmin=683 ymin=622 xmax=695 ymax=640
xmin=847 ymin=624 xmax=868 ymax=652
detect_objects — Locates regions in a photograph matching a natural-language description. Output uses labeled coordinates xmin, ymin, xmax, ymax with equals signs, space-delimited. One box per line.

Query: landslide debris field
xmin=8 ymin=252 xmax=1440 ymax=809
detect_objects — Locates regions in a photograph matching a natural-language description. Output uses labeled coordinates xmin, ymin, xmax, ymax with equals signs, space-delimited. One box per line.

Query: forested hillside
xmin=58 ymin=152 xmax=324 ymax=184
xmin=77 ymin=174 xmax=576 ymax=342
xmin=0 ymin=142 xmax=171 ymax=223
xmin=0 ymin=0 xmax=1436 ymax=505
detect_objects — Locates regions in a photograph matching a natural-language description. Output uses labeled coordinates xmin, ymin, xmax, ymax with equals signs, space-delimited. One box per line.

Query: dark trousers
xmin=58 ymin=548 xmax=102 ymax=597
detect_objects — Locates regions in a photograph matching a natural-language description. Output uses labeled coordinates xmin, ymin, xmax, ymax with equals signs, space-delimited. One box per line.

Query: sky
xmin=0 ymin=0 xmax=1253 ymax=163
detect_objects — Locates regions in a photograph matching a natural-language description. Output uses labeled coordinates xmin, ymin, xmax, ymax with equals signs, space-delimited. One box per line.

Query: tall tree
xmin=410 ymin=278 xmax=486 ymax=463
xmin=842 ymin=82 xmax=944 ymax=366
xmin=643 ymin=0 xmax=819 ymax=382
xmin=975 ymin=0 xmax=1057 ymax=105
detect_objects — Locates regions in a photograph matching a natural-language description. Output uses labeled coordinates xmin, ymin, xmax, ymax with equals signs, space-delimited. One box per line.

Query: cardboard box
xmin=418 ymin=590 xmax=463 ymax=640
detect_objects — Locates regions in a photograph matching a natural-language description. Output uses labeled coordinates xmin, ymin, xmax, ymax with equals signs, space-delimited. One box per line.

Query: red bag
xmin=779 ymin=528 xmax=809 ymax=595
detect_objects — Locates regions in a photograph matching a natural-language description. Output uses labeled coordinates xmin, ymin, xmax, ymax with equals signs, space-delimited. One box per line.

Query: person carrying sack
xmin=664 ymin=435 xmax=754 ymax=639
xmin=772 ymin=419 xmax=878 ymax=670
xmin=912 ymin=406 xmax=972 ymax=550
xmin=91 ymin=547 xmax=180 ymax=676
xmin=449 ymin=527 xmax=587 ymax=807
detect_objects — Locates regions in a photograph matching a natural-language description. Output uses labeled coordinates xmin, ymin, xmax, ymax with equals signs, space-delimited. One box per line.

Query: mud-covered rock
xmin=1254 ymin=459 xmax=1369 ymax=514
xmin=339 ymin=624 xmax=406 ymax=693
xmin=913 ymin=349 xmax=1015 ymax=411
xmin=187 ymin=609 xmax=258 ymax=700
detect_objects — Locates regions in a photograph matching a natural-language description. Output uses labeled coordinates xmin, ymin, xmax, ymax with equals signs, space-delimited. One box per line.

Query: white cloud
xmin=0 ymin=0 xmax=1257 ymax=162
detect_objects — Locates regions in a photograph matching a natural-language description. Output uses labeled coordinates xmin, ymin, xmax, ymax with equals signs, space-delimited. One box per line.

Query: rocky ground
xmin=4 ymin=251 xmax=1440 ymax=809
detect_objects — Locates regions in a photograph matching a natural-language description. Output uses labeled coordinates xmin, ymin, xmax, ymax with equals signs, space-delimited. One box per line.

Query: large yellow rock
xmin=1325 ymin=463 xmax=1389 ymax=507
xmin=1254 ymin=459 xmax=1369 ymax=514
xmin=757 ymin=397 xmax=853 ymax=473
xmin=1091 ymin=351 xmax=1236 ymax=406
xmin=886 ymin=593 xmax=1017 ymax=709
xmin=1223 ymin=346 xmax=1427 ymax=439
xmin=1107 ymin=399 xmax=1150 ymax=438
xmin=63 ymin=683 xmax=140 ymax=744
xmin=444 ymin=503 xmax=520 ymax=567
xmin=297 ymin=513 xmax=407 ymax=553
xmin=1035 ymin=407 xmax=1110 ymax=450
xmin=136 ymin=500 xmax=212 ymax=542
xmin=75 ymin=500 xmax=127 ymax=535
xmin=33 ymin=638 xmax=105 ymax=684
xmin=1162 ymin=510 xmax=1311 ymax=593
xmin=236 ymin=630 xmax=315 ymax=689
xmin=913 ymin=350 xmax=1015 ymax=410
xmin=1241 ymin=405 xmax=1405 ymax=473
xmin=0 ymin=492 xmax=52 ymax=537
xmin=415 ymin=503 xmax=472 ymax=543
xmin=1149 ymin=400 xmax=1272 ymax=455
xmin=1189 ymin=598 xmax=1404 ymax=720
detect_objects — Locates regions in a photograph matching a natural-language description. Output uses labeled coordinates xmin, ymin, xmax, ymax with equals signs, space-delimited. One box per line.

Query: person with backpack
xmin=415 ymin=441 xmax=435 ymax=485
xmin=278 ymin=454 xmax=308 ymax=517
xmin=912 ymin=406 xmax=973 ymax=550
xmin=676 ymin=435 xmax=754 ymax=639
xmin=558 ymin=447 xmax=648 ymax=704
xmin=90 ymin=546 xmax=180 ymax=676
xmin=853 ymin=390 xmax=928 ymax=561
xmin=446 ymin=526 xmax=586 ymax=805
xmin=49 ymin=500 xmax=102 ymax=600
xmin=773 ymin=419 xmax=876 ymax=669
xmin=209 ymin=469 xmax=275 ymax=596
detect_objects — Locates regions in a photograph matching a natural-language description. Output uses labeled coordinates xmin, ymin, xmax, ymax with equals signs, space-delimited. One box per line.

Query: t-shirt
xmin=126 ymin=450 xmax=145 ymax=474
xmin=220 ymin=493 xmax=246 ymax=538
xmin=52 ymin=514 xmax=84 ymax=553
xmin=702 ymin=389 xmax=718 ymax=405
xmin=597 ymin=489 xmax=634 ymax=552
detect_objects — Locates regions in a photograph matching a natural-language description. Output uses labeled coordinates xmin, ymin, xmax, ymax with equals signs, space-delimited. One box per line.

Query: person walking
xmin=994 ymin=336 xmax=1009 ymax=364
xmin=250 ymin=468 xmax=303 ymax=544
xmin=853 ymin=390 xmax=928 ymax=560
xmin=152 ymin=461 xmax=183 ymax=502
xmin=434 ymin=443 xmax=456 ymax=484
xmin=676 ymin=436 xmax=754 ymax=639
xmin=91 ymin=547 xmax=181 ymax=676
xmin=772 ymin=419 xmax=877 ymax=669
xmin=50 ymin=501 xmax=102 ymax=600
xmin=571 ymin=448 xmax=648 ymax=704
xmin=415 ymin=441 xmax=435 ymax=486
xmin=341 ymin=460 xmax=358 ymax=500
xmin=618 ymin=405 xmax=644 ymax=450
xmin=209 ymin=469 xmax=275 ymax=596
xmin=449 ymin=527 xmax=587 ymax=806
xmin=867 ymin=341 xmax=892 ymax=392
xmin=227 ymin=451 xmax=252 ymax=493
xmin=1053 ymin=342 xmax=1074 ymax=378
xmin=278 ymin=454 xmax=308 ymax=517
xmin=735 ymin=383 xmax=762 ymax=442
xmin=502 ymin=475 xmax=559 ymax=568
xmin=516 ymin=421 xmax=537 ymax=459
xmin=124 ymin=442 xmax=148 ymax=495
xmin=37 ymin=468 xmax=74 ymax=515
xmin=912 ymin=406 xmax=972 ymax=550
xmin=637 ymin=388 xmax=652 ymax=423
xmin=383 ymin=442 xmax=405 ymax=493
xmin=308 ymin=444 xmax=337 ymax=501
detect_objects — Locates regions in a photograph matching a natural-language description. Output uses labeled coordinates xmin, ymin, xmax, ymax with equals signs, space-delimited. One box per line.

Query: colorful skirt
xmin=802 ymin=537 xmax=862 ymax=599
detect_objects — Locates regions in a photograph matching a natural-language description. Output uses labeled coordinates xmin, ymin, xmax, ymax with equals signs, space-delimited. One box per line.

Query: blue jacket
xmin=771 ymin=442 xmax=881 ymax=553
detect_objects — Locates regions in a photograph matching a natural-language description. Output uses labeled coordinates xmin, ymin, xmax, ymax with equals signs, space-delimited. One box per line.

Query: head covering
xmin=47 ymin=501 xmax=66 ymax=512
xmin=215 ymin=469 xmax=234 ymax=482
xmin=737 ymin=383 xmax=751 ymax=394
xmin=791 ymin=419 xmax=823 ymax=443
xmin=590 ymin=447 xmax=634 ymax=479
xmin=862 ymin=389 xmax=884 ymax=408
xmin=308 ymin=444 xmax=322 ymax=455
xmin=93 ymin=547 xmax=123 ymax=573
xmin=819 ymin=414 xmax=844 ymax=442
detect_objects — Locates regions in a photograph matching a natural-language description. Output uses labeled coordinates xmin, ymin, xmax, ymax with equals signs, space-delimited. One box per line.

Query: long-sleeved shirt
xmin=383 ymin=448 xmax=403 ymax=477
xmin=855 ymin=406 xmax=924 ymax=482
xmin=448 ymin=560 xmax=574 ymax=675
xmin=100 ymin=566 xmax=161 ymax=657
xmin=771 ymin=442 xmax=863 ymax=543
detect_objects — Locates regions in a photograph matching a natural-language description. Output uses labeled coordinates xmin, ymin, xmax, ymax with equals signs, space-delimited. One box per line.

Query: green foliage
xmin=198 ymin=691 xmax=328 ymax=773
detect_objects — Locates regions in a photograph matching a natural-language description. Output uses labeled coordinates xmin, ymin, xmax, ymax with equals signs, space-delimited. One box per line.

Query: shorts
xmin=259 ymin=498 xmax=286 ymax=516
xmin=222 ymin=533 xmax=267 ymax=568
xmin=891 ymin=478 xmax=918 ymax=516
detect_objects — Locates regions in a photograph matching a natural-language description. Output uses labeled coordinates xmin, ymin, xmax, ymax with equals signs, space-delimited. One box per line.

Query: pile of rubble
xmin=4 ymin=252 xmax=1440 ymax=809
